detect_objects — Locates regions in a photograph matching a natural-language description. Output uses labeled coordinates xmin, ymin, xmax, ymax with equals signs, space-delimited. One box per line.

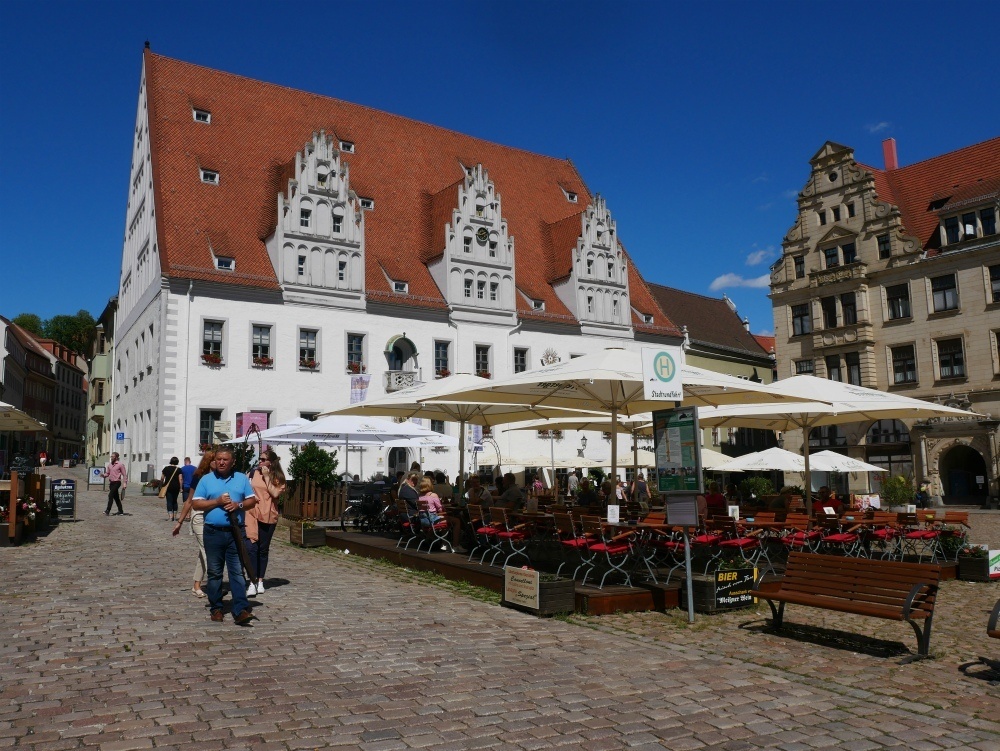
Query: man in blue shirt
xmin=192 ymin=448 xmax=257 ymax=625
xmin=179 ymin=457 xmax=196 ymax=496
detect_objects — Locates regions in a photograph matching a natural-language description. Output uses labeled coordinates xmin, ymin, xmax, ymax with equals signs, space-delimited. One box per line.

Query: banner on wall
xmin=236 ymin=412 xmax=270 ymax=438
xmin=350 ymin=375 xmax=371 ymax=404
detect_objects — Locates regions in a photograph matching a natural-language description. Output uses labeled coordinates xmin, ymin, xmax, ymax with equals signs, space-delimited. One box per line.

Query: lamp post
xmin=577 ymin=435 xmax=588 ymax=458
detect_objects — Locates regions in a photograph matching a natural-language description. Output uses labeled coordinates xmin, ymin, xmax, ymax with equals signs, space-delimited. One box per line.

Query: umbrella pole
xmin=457 ymin=420 xmax=466 ymax=502
xmin=611 ymin=405 xmax=618 ymax=486
xmin=632 ymin=429 xmax=639 ymax=488
xmin=803 ymin=430 xmax=812 ymax=522
xmin=550 ymin=432 xmax=556 ymax=503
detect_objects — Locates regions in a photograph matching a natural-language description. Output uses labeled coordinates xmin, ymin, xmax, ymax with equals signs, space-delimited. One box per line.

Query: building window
xmin=299 ymin=329 xmax=318 ymax=365
xmin=533 ymin=299 xmax=546 ymax=311
xmin=434 ymin=340 xmax=450 ymax=376
xmin=475 ymin=344 xmax=491 ymax=377
xmin=393 ymin=281 xmax=408 ymax=293
xmin=300 ymin=412 xmax=319 ymax=421
xmin=937 ymin=338 xmax=965 ymax=379
xmin=587 ymin=295 xmax=594 ymax=314
xmin=877 ymin=234 xmax=891 ymax=259
xmin=891 ymin=345 xmax=917 ymax=384
xmin=931 ymin=274 xmax=958 ymax=312
xmin=489 ymin=282 xmax=498 ymax=302
xmin=193 ymin=109 xmax=211 ymax=123
xmin=338 ymin=260 xmax=347 ymax=282
xmin=847 ymin=202 xmax=855 ymax=219
xmin=817 ymin=210 xmax=826 ymax=226
xmin=990 ymin=265 xmax=1000 ymax=303
xmin=586 ymin=258 xmax=594 ymax=275
xmin=346 ymin=333 xmax=364 ymax=371
xmin=340 ymin=140 xmax=354 ymax=153
xmin=825 ymin=355 xmax=842 ymax=382
xmin=845 ymin=352 xmax=861 ymax=386
xmin=823 ymin=247 xmax=839 ymax=268
xmin=300 ymin=208 xmax=312 ymax=228
xmin=841 ymin=292 xmax=857 ymax=325
xmin=199 ymin=409 xmax=223 ymax=448
xmin=867 ymin=419 xmax=910 ymax=445
xmin=514 ymin=347 xmax=528 ymax=373
xmin=794 ymin=359 xmax=814 ymax=375
xmin=841 ymin=242 xmax=857 ymax=264
xmin=200 ymin=169 xmax=219 ymax=185
xmin=476 ymin=280 xmax=486 ymax=300
xmin=297 ymin=255 xmax=306 ymax=278
xmin=962 ymin=211 xmax=977 ymax=240
xmin=944 ymin=216 xmax=960 ymax=244
xmin=982 ymin=208 xmax=997 ymax=236
xmin=464 ymin=279 xmax=473 ymax=298
xmin=886 ymin=283 xmax=910 ymax=320
xmin=333 ymin=214 xmax=342 ymax=233
xmin=791 ymin=304 xmax=811 ymax=336
xmin=794 ymin=255 xmax=805 ymax=279
xmin=566 ymin=191 xmax=578 ymax=203
xmin=612 ymin=299 xmax=619 ymax=317
xmin=463 ymin=235 xmax=472 ymax=253
xmin=821 ymin=296 xmax=838 ymax=329
xmin=832 ymin=206 xmax=841 ymax=222
xmin=359 ymin=198 xmax=374 ymax=210
xmin=202 ymin=320 xmax=223 ymax=358
xmin=431 ymin=419 xmax=445 ymax=434
xmin=252 ymin=325 xmax=271 ymax=360
xmin=215 ymin=256 xmax=234 ymax=271
xmin=607 ymin=260 xmax=615 ymax=278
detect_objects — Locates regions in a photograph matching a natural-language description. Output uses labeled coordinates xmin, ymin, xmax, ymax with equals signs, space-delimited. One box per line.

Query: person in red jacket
xmin=704 ymin=481 xmax=727 ymax=516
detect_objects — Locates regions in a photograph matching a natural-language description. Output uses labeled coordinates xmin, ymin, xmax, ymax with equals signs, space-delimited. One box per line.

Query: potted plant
xmin=476 ymin=370 xmax=491 ymax=379
xmin=142 ymin=479 xmax=161 ymax=496
xmin=299 ymin=357 xmax=319 ymax=370
xmin=435 ymin=367 xmax=451 ymax=378
xmin=879 ymin=474 xmax=915 ymax=512
xmin=290 ymin=520 xmax=327 ymax=547
xmin=252 ymin=355 xmax=274 ymax=368
xmin=957 ymin=545 xmax=990 ymax=582
xmin=346 ymin=361 xmax=366 ymax=374
xmin=201 ymin=352 xmax=223 ymax=366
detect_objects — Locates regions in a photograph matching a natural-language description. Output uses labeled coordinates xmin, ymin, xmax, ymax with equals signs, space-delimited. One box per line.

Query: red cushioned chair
xmin=579 ymin=516 xmax=633 ymax=589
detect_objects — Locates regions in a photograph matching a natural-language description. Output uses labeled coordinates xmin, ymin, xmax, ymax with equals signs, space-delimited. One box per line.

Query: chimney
xmin=743 ymin=317 xmax=750 ymax=332
xmin=882 ymin=138 xmax=898 ymax=171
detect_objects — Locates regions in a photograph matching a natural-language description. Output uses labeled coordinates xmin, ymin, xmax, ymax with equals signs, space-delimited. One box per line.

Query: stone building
xmin=85 ymin=298 xmax=117 ymax=466
xmin=110 ymin=48 xmax=686 ymax=479
xmin=35 ymin=339 xmax=87 ymax=462
xmin=771 ymin=136 xmax=1000 ymax=505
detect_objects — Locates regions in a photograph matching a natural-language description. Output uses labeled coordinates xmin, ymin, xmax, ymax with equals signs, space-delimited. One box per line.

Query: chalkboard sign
xmin=52 ymin=479 xmax=76 ymax=519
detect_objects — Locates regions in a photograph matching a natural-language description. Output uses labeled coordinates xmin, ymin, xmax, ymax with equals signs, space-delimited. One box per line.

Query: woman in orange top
xmin=245 ymin=450 xmax=286 ymax=596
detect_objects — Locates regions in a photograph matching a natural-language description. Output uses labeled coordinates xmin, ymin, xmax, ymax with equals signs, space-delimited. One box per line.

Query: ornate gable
xmin=428 ymin=164 xmax=516 ymax=324
xmin=264 ymin=130 xmax=366 ymax=308
xmin=553 ymin=196 xmax=632 ymax=335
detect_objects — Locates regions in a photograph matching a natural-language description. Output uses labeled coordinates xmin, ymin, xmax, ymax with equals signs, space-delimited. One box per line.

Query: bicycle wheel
xmin=340 ymin=504 xmax=362 ymax=532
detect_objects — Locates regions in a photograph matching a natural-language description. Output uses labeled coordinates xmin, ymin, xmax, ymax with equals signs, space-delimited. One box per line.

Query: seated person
xmin=575 ymin=479 xmax=600 ymax=512
xmin=417 ymin=477 xmax=464 ymax=552
xmin=704 ymin=481 xmax=727 ymax=516
xmin=398 ymin=472 xmax=420 ymax=513
xmin=496 ymin=472 xmax=526 ymax=511
xmin=434 ymin=471 xmax=453 ymax=502
xmin=769 ymin=493 xmax=790 ymax=511
xmin=464 ymin=475 xmax=493 ymax=507
xmin=812 ymin=485 xmax=845 ymax=515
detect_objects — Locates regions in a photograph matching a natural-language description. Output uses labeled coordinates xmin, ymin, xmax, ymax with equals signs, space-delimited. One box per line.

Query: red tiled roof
xmin=144 ymin=50 xmax=678 ymax=333
xmin=861 ymin=137 xmax=1000 ymax=251
xmin=753 ymin=335 xmax=775 ymax=354
xmin=647 ymin=284 xmax=769 ymax=357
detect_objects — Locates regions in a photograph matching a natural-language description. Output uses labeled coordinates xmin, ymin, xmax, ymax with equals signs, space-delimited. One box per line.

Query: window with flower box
xmin=346 ymin=333 xmax=364 ymax=373
xmin=475 ymin=344 xmax=491 ymax=378
xmin=434 ymin=340 xmax=450 ymax=377
xmin=202 ymin=320 xmax=224 ymax=365
xmin=514 ymin=347 xmax=528 ymax=373
xmin=252 ymin=325 xmax=272 ymax=367
xmin=299 ymin=329 xmax=318 ymax=369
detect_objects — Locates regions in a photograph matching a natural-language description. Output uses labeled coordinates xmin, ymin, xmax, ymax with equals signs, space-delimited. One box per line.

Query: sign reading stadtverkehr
xmin=641 ymin=346 xmax=684 ymax=401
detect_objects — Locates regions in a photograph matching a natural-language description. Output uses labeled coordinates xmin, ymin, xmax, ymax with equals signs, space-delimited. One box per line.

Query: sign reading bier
xmin=641 ymin=346 xmax=684 ymax=401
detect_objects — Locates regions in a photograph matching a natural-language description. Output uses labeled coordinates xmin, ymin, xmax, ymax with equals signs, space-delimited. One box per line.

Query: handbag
xmin=158 ymin=466 xmax=181 ymax=498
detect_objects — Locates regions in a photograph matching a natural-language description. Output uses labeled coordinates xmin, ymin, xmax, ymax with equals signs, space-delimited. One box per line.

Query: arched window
xmin=808 ymin=425 xmax=846 ymax=448
xmin=866 ymin=419 xmax=910 ymax=445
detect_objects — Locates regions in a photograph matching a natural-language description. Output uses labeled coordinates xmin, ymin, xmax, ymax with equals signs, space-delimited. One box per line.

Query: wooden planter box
xmin=957 ymin=555 xmax=991 ymax=582
xmin=290 ymin=524 xmax=327 ymax=548
xmin=679 ymin=569 xmax=756 ymax=613
xmin=502 ymin=571 xmax=576 ymax=616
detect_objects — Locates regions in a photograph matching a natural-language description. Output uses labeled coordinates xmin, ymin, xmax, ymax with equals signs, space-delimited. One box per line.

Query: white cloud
xmin=752 ymin=172 xmax=769 ymax=184
xmin=866 ymin=121 xmax=891 ymax=134
xmin=746 ymin=246 xmax=776 ymax=266
xmin=753 ymin=328 xmax=774 ymax=337
xmin=709 ymin=273 xmax=771 ymax=291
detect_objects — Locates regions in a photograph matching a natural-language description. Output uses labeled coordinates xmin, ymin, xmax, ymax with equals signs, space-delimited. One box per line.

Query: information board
xmin=503 ymin=566 xmax=540 ymax=609
xmin=652 ymin=407 xmax=702 ymax=494
xmin=88 ymin=467 xmax=105 ymax=485
xmin=51 ymin=478 xmax=76 ymax=519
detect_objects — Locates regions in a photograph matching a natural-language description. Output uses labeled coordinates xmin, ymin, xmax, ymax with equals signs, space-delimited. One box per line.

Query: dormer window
xmin=532 ymin=299 xmax=545 ymax=311
xmin=567 ymin=191 xmax=577 ymax=203
xmin=300 ymin=208 xmax=312 ymax=228
xmin=640 ymin=312 xmax=654 ymax=324
xmin=193 ymin=109 xmax=211 ymax=123
xmin=393 ymin=281 xmax=408 ymax=294
xmin=339 ymin=141 xmax=354 ymax=153
xmin=359 ymin=198 xmax=374 ymax=210
xmin=200 ymin=169 xmax=219 ymax=185
xmin=941 ymin=207 xmax=995 ymax=246
xmin=215 ymin=256 xmax=235 ymax=272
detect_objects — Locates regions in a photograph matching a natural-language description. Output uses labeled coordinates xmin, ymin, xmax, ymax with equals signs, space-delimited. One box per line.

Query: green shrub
xmin=288 ymin=441 xmax=340 ymax=490
xmin=739 ymin=476 xmax=774 ymax=499
xmin=879 ymin=474 xmax=915 ymax=506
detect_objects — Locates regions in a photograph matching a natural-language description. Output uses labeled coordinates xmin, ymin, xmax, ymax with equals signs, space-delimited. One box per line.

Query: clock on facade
xmin=476 ymin=227 xmax=489 ymax=243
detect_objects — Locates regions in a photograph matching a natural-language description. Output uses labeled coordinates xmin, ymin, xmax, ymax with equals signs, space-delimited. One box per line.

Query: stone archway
xmin=938 ymin=444 xmax=988 ymax=505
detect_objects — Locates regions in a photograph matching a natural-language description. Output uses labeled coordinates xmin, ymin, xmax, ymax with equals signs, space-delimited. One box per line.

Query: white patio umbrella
xmin=322 ymin=373 xmax=602 ymax=498
xmin=428 ymin=348 xmax=808 ymax=480
xmin=810 ymin=450 xmax=887 ymax=474
xmin=717 ymin=446 xmax=813 ymax=473
xmin=698 ymin=375 xmax=978 ymax=518
xmin=0 ymin=402 xmax=47 ymax=432
xmin=699 ymin=447 xmax=731 ymax=470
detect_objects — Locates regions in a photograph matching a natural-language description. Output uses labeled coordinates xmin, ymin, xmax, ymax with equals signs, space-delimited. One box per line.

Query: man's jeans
xmin=204 ymin=524 xmax=249 ymax=618
xmin=246 ymin=522 xmax=276 ymax=581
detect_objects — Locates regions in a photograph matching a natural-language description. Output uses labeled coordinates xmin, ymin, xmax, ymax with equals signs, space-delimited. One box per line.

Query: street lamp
xmin=577 ymin=435 xmax=588 ymax=458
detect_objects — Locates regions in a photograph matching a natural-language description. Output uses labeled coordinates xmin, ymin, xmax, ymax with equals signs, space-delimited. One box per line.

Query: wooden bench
xmin=751 ymin=551 xmax=941 ymax=661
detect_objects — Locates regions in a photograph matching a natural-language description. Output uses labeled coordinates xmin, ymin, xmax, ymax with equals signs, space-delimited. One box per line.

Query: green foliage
xmin=739 ymin=476 xmax=774 ymax=499
xmin=12 ymin=313 xmax=44 ymax=336
xmin=588 ymin=468 xmax=606 ymax=484
xmin=780 ymin=485 xmax=803 ymax=496
xmin=288 ymin=441 xmax=339 ymax=489
xmin=880 ymin=474 xmax=915 ymax=505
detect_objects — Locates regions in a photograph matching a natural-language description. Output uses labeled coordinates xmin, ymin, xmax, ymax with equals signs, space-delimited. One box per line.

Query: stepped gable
xmin=148 ymin=50 xmax=673 ymax=321
xmin=647 ymin=284 xmax=766 ymax=355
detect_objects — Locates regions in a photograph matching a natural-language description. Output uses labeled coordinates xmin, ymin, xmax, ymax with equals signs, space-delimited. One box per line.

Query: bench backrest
xmin=781 ymin=552 xmax=940 ymax=616
xmin=784 ymin=513 xmax=811 ymax=530
xmin=942 ymin=511 xmax=970 ymax=527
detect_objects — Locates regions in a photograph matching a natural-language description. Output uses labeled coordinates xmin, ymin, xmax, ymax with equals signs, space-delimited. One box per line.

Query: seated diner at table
xmin=464 ymin=474 xmax=493 ymax=507
xmin=417 ymin=476 xmax=465 ymax=553
xmin=496 ymin=472 xmax=526 ymax=511
xmin=812 ymin=485 xmax=844 ymax=515
xmin=704 ymin=481 xmax=727 ymax=516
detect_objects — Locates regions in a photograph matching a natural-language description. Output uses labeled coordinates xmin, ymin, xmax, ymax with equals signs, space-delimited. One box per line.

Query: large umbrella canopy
xmin=698 ymin=375 xmax=979 ymax=517
xmin=0 ymin=402 xmax=47 ymax=432
xmin=276 ymin=414 xmax=444 ymax=444
xmin=809 ymin=450 xmax=887 ymax=474
xmin=322 ymin=373 xmax=602 ymax=497
xmin=431 ymin=348 xmax=810 ymax=479
xmin=717 ymin=446 xmax=813 ymax=473
xmin=699 ymin=447 xmax=731 ymax=470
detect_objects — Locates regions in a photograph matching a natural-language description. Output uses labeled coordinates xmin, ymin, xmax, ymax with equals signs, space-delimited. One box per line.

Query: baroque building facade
xmin=771 ymin=137 xmax=1000 ymax=505
xmin=110 ymin=48 xmax=686 ymax=481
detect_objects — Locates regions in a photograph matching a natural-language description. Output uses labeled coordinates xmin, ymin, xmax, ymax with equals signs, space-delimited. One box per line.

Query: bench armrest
xmin=901 ymin=581 xmax=938 ymax=620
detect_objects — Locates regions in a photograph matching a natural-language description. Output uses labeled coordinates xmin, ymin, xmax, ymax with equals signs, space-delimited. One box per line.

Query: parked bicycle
xmin=340 ymin=484 xmax=393 ymax=533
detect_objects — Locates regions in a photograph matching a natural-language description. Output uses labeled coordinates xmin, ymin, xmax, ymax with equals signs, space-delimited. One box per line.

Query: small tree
xmin=739 ymin=476 xmax=774 ymax=499
xmin=288 ymin=441 xmax=339 ymax=489
xmin=879 ymin=475 xmax=915 ymax=507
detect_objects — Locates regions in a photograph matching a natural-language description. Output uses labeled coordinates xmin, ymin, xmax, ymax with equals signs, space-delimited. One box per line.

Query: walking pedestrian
xmin=160 ymin=457 xmax=182 ymax=521
xmin=245 ymin=450 xmax=286 ymax=596
xmin=102 ymin=452 xmax=128 ymax=515
xmin=191 ymin=448 xmax=257 ymax=625
xmin=179 ymin=457 xmax=196 ymax=498
xmin=173 ymin=452 xmax=215 ymax=597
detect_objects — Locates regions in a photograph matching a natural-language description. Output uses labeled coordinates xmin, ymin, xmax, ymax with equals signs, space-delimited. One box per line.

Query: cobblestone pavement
xmin=2 ymin=468 xmax=998 ymax=750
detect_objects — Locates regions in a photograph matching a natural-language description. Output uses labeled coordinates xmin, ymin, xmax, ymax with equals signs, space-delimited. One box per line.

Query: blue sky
xmin=2 ymin=1 xmax=998 ymax=335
